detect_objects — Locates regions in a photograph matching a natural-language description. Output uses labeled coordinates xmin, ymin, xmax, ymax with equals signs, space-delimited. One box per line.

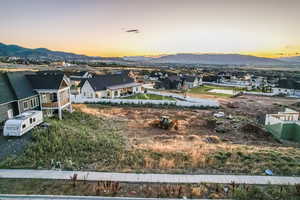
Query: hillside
xmin=148 ymin=53 xmax=286 ymax=65
xmin=278 ymin=56 xmax=300 ymax=63
xmin=0 ymin=43 xmax=100 ymax=61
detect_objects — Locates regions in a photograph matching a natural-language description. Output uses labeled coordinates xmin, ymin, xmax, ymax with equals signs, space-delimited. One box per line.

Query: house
xmin=0 ymin=72 xmax=40 ymax=125
xmin=272 ymin=79 xmax=300 ymax=96
xmin=79 ymin=74 xmax=143 ymax=99
xmin=26 ymin=74 xmax=72 ymax=120
xmin=154 ymin=75 xmax=182 ymax=90
xmin=265 ymin=108 xmax=300 ymax=143
xmin=182 ymin=75 xmax=202 ymax=89
xmin=202 ymin=75 xmax=219 ymax=83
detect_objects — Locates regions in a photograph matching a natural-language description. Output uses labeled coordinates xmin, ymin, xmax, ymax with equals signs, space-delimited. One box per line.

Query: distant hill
xmin=277 ymin=56 xmax=300 ymax=63
xmin=146 ymin=53 xmax=286 ymax=65
xmin=0 ymin=42 xmax=296 ymax=65
xmin=123 ymin=56 xmax=153 ymax=62
xmin=0 ymin=43 xmax=101 ymax=61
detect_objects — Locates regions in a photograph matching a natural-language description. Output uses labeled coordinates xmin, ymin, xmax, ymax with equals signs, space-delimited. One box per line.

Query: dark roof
xmin=168 ymin=75 xmax=181 ymax=82
xmin=84 ymin=74 xmax=134 ymax=91
xmin=26 ymin=74 xmax=66 ymax=90
xmin=68 ymin=71 xmax=88 ymax=76
xmin=278 ymin=79 xmax=300 ymax=90
xmin=6 ymin=72 xmax=37 ymax=99
xmin=0 ymin=73 xmax=16 ymax=104
xmin=37 ymin=70 xmax=65 ymax=75
xmin=183 ymin=75 xmax=197 ymax=82
xmin=0 ymin=72 xmax=38 ymax=104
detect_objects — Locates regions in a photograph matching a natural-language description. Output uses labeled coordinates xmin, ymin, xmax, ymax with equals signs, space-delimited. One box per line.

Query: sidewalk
xmin=0 ymin=169 xmax=299 ymax=185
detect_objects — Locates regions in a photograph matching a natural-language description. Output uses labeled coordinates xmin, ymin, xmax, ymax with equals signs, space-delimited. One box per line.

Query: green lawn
xmin=123 ymin=93 xmax=176 ymax=101
xmin=188 ymin=85 xmax=245 ymax=97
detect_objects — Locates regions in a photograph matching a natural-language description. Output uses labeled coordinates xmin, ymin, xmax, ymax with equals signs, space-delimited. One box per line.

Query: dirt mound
xmin=241 ymin=123 xmax=271 ymax=139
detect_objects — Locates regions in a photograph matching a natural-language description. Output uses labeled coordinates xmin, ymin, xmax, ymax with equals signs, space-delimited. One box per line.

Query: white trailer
xmin=3 ymin=110 xmax=43 ymax=137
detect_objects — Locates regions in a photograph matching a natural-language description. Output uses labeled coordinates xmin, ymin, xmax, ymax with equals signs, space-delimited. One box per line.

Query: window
xmin=23 ymin=101 xmax=29 ymax=110
xmin=22 ymin=124 xmax=26 ymax=129
xmin=30 ymin=118 xmax=33 ymax=124
xmin=34 ymin=97 xmax=39 ymax=107
xmin=33 ymin=118 xmax=36 ymax=122
xmin=7 ymin=109 xmax=13 ymax=119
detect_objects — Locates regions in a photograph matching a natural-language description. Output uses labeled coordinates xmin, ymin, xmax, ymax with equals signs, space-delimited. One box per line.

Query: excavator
xmin=150 ymin=116 xmax=179 ymax=130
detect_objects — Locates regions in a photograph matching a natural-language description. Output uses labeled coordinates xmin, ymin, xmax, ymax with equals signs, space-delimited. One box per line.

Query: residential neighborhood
xmin=1 ymin=0 xmax=300 ymax=199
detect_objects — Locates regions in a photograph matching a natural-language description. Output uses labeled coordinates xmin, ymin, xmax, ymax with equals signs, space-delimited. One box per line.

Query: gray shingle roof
xmin=278 ymin=79 xmax=300 ymax=90
xmin=26 ymin=74 xmax=66 ymax=90
xmin=0 ymin=73 xmax=16 ymax=104
xmin=0 ymin=72 xmax=39 ymax=104
xmin=6 ymin=72 xmax=37 ymax=99
xmin=82 ymin=74 xmax=134 ymax=91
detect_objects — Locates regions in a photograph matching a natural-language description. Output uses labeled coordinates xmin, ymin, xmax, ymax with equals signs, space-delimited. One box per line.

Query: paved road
xmin=0 ymin=169 xmax=299 ymax=185
xmin=0 ymin=194 xmax=213 ymax=200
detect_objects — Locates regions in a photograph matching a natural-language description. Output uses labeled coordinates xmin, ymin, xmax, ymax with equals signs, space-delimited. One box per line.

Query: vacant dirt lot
xmin=72 ymin=95 xmax=300 ymax=175
xmin=74 ymin=95 xmax=299 ymax=147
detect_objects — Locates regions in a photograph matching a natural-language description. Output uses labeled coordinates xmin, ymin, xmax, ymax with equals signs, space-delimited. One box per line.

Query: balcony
xmin=42 ymin=98 xmax=70 ymax=108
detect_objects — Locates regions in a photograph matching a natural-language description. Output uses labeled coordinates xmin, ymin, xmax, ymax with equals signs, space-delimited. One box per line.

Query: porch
xmin=107 ymin=83 xmax=142 ymax=99
xmin=40 ymin=88 xmax=70 ymax=108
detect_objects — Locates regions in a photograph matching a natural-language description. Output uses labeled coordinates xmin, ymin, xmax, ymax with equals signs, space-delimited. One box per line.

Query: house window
xmin=22 ymin=124 xmax=26 ymax=129
xmin=23 ymin=101 xmax=29 ymax=110
xmin=30 ymin=118 xmax=33 ymax=124
xmin=34 ymin=97 xmax=39 ymax=107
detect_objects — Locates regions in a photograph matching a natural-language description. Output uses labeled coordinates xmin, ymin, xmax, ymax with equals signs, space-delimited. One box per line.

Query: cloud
xmin=126 ymin=29 xmax=140 ymax=34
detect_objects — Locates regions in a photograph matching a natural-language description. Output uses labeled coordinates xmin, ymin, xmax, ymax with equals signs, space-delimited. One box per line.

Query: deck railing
xmin=42 ymin=98 xmax=70 ymax=108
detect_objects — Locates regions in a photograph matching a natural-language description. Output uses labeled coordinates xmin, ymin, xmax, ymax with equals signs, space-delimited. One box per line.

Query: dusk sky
xmin=1 ymin=0 xmax=300 ymax=57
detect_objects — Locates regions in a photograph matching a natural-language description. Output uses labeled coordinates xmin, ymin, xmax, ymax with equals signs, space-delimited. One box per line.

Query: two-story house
xmin=0 ymin=72 xmax=40 ymax=125
xmin=26 ymin=74 xmax=72 ymax=120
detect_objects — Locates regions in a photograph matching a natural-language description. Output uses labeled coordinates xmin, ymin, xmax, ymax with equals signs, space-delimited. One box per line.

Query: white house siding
xmin=133 ymin=86 xmax=142 ymax=93
xmin=272 ymin=88 xmax=294 ymax=95
xmin=95 ymin=91 xmax=107 ymax=98
xmin=294 ymin=90 xmax=300 ymax=96
xmin=81 ymin=81 xmax=96 ymax=98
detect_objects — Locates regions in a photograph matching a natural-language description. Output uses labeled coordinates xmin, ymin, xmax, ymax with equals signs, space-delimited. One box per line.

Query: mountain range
xmin=1 ymin=42 xmax=300 ymax=65
xmin=132 ymin=54 xmax=286 ymax=65
xmin=277 ymin=56 xmax=300 ymax=63
xmin=0 ymin=43 xmax=100 ymax=60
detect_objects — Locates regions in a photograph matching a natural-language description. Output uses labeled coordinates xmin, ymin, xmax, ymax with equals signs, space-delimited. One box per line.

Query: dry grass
xmin=70 ymin=104 xmax=300 ymax=175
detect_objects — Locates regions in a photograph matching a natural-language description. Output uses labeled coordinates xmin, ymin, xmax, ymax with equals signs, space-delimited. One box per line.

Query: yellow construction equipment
xmin=150 ymin=116 xmax=179 ymax=130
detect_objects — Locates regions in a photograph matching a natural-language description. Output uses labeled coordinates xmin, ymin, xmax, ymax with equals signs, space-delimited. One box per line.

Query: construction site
xmin=73 ymin=94 xmax=300 ymax=175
